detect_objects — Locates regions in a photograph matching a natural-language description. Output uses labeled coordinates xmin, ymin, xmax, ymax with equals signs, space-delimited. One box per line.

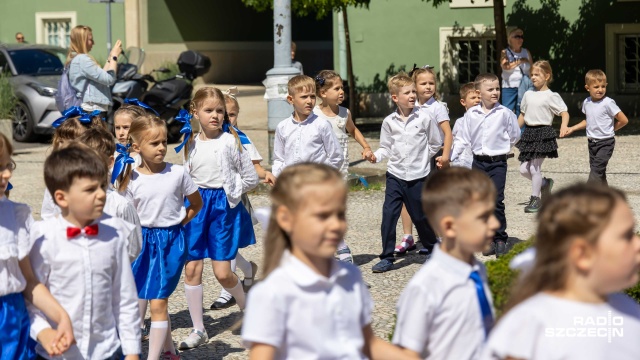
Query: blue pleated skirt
xmin=185 ymin=188 xmax=256 ymax=261
xmin=0 ymin=293 xmax=34 ymax=360
xmin=132 ymin=224 xmax=187 ymax=299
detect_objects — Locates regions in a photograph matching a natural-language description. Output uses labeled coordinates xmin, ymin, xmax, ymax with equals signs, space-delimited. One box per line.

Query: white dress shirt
xmin=482 ymin=293 xmax=640 ymax=360
xmin=450 ymin=116 xmax=473 ymax=169
xmin=373 ymin=108 xmax=442 ymax=181
xmin=457 ymin=104 xmax=520 ymax=156
xmin=393 ymin=246 xmax=493 ymax=360
xmin=582 ymin=96 xmax=622 ymax=139
xmin=28 ymin=214 xmax=141 ymax=359
xmin=242 ymin=251 xmax=373 ymax=359
xmin=0 ymin=196 xmax=34 ymax=296
xmin=272 ymin=113 xmax=344 ymax=177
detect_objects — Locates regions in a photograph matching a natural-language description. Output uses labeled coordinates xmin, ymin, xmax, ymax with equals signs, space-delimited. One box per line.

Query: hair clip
xmin=421 ymin=65 xmax=434 ymax=70
xmin=78 ymin=110 xmax=104 ymax=124
xmin=111 ymin=143 xmax=135 ymax=185
xmin=222 ymin=86 xmax=240 ymax=99
xmin=314 ymin=75 xmax=325 ymax=86
xmin=124 ymin=98 xmax=159 ymax=115
xmin=174 ymin=109 xmax=193 ymax=153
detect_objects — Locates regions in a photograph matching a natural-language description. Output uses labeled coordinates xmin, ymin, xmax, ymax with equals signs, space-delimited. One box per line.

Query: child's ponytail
xmin=504 ymin=184 xmax=625 ymax=314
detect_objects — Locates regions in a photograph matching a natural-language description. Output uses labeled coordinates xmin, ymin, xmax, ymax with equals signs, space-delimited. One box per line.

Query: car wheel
xmin=12 ymin=102 xmax=36 ymax=142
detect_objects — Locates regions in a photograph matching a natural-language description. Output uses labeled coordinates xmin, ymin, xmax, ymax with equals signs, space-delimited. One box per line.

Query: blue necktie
xmin=470 ymin=270 xmax=493 ymax=337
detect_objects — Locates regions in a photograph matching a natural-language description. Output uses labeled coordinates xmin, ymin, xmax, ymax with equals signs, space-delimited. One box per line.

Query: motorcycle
xmin=110 ymin=48 xmax=211 ymax=143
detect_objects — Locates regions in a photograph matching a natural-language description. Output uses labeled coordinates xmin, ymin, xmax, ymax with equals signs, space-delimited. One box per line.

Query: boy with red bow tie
xmin=28 ymin=144 xmax=141 ymax=360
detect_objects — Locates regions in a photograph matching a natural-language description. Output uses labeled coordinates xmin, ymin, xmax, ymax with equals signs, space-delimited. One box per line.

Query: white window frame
xmin=439 ymin=24 xmax=498 ymax=94
xmin=449 ymin=0 xmax=507 ymax=9
xmin=605 ymin=23 xmax=640 ymax=94
xmin=35 ymin=12 xmax=77 ymax=47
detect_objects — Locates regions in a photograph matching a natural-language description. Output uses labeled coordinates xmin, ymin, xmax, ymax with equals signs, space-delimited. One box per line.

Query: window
xmin=453 ymin=38 xmax=497 ymax=84
xmin=44 ymin=20 xmax=71 ymax=48
xmin=619 ymin=34 xmax=640 ymax=92
xmin=35 ymin=12 xmax=76 ymax=48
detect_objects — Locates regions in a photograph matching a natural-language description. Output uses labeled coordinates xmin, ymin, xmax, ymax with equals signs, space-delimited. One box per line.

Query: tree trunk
xmin=493 ymin=0 xmax=507 ymax=78
xmin=341 ymin=6 xmax=357 ymax=120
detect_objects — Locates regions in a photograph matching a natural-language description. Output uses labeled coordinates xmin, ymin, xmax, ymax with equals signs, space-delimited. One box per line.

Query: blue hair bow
xmin=6 ymin=182 xmax=13 ymax=191
xmin=52 ymin=106 xmax=85 ymax=128
xmin=174 ymin=109 xmax=193 ymax=153
xmin=124 ymin=98 xmax=159 ymax=115
xmin=78 ymin=110 xmax=104 ymax=124
xmin=111 ymin=143 xmax=136 ymax=185
xmin=222 ymin=121 xmax=251 ymax=145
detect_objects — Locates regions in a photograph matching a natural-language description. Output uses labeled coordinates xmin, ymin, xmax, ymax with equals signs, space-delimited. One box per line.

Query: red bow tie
xmin=66 ymin=224 xmax=99 ymax=239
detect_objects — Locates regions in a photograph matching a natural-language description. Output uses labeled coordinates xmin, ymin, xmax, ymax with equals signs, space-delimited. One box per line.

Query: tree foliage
xmin=241 ymin=0 xmax=370 ymax=18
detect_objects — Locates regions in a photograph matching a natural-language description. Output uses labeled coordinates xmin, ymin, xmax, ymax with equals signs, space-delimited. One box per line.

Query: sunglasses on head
xmin=513 ymin=35 xmax=524 ymax=39
xmin=16 ymin=37 xmax=24 ymax=40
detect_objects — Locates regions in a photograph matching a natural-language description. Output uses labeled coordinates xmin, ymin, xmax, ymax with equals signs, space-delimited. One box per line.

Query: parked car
xmin=0 ymin=44 xmax=66 ymax=142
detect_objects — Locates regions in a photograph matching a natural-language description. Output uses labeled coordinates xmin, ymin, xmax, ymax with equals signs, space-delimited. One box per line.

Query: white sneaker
xmin=178 ymin=329 xmax=208 ymax=350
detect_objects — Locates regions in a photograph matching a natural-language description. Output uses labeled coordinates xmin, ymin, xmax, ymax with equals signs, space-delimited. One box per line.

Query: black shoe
xmin=417 ymin=247 xmax=433 ymax=257
xmin=541 ymin=178 xmax=554 ymax=200
xmin=210 ymin=296 xmax=236 ymax=310
xmin=482 ymin=242 xmax=496 ymax=256
xmin=495 ymin=241 xmax=507 ymax=258
xmin=524 ymin=196 xmax=541 ymax=213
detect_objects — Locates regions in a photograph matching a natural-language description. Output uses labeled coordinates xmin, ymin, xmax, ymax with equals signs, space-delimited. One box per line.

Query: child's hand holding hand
xmin=54 ymin=314 xmax=75 ymax=352
xmin=38 ymin=328 xmax=70 ymax=356
xmin=559 ymin=126 xmax=573 ymax=138
xmin=436 ymin=156 xmax=450 ymax=169
xmin=125 ymin=355 xmax=140 ymax=360
xmin=362 ymin=148 xmax=376 ymax=163
xmin=263 ymin=171 xmax=276 ymax=187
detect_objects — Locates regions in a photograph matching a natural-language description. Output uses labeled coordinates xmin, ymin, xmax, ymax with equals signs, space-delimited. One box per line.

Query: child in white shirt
xmin=394 ymin=167 xmax=499 ymax=359
xmin=272 ymin=75 xmax=344 ymax=177
xmin=178 ymin=87 xmax=259 ymax=349
xmin=450 ymin=82 xmax=480 ymax=169
xmin=118 ymin=115 xmax=203 ymax=360
xmin=369 ymin=73 xmax=441 ymax=273
xmin=208 ymin=90 xmax=272 ymax=311
xmin=0 ymin=133 xmax=74 ymax=359
xmin=29 ymin=144 xmax=140 ymax=360
xmin=457 ymin=73 xmax=520 ymax=258
xmin=561 ymin=69 xmax=629 ymax=185
xmin=482 ymin=184 xmax=640 ymax=360
xmin=516 ymin=61 xmax=569 ymax=213
xmin=242 ymin=163 xmax=418 ymax=360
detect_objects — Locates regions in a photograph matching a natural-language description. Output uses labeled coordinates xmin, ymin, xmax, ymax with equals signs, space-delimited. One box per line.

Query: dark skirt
xmin=516 ymin=125 xmax=558 ymax=162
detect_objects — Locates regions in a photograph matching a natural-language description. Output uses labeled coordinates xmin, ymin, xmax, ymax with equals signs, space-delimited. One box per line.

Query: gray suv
xmin=0 ymin=44 xmax=66 ymax=142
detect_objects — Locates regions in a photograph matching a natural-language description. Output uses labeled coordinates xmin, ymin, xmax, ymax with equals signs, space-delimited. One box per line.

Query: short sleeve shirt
xmin=521 ymin=90 xmax=568 ymax=126
xmin=582 ymin=96 xmax=621 ymax=139
xmin=242 ymin=252 xmax=373 ymax=359
xmin=125 ymin=163 xmax=198 ymax=227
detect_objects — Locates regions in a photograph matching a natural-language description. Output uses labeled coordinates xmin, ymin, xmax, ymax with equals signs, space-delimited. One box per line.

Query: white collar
xmin=282 ymin=250 xmax=349 ymax=288
xmin=431 ymin=245 xmax=482 ymax=280
xmin=289 ymin=112 xmax=318 ymax=125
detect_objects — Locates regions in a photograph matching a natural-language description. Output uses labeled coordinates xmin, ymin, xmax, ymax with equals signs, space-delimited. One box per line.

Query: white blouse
xmin=0 ymin=196 xmax=34 ymax=296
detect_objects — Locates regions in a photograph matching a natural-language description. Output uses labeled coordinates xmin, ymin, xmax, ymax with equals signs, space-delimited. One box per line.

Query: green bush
xmin=0 ymin=71 xmax=17 ymax=119
xmin=153 ymin=61 xmax=180 ymax=82
xmin=485 ymin=240 xmax=533 ymax=316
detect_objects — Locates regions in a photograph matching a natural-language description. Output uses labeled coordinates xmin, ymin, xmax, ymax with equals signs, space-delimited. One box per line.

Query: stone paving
xmin=7 ymin=86 xmax=640 ymax=359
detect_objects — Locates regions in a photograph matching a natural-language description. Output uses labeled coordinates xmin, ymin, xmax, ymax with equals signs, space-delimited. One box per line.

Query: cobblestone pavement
xmin=8 ymin=86 xmax=640 ymax=359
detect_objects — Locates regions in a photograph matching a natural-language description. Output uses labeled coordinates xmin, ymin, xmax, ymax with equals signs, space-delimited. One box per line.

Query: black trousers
xmin=587 ymin=137 xmax=615 ymax=186
xmin=472 ymin=158 xmax=508 ymax=242
xmin=380 ymin=172 xmax=438 ymax=260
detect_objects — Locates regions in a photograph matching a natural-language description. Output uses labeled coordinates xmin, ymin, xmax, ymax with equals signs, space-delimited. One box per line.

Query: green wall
xmin=0 ymin=0 xmax=126 ymax=60
xmin=338 ymin=0 xmax=640 ymax=93
xmin=147 ymin=0 xmax=332 ymax=43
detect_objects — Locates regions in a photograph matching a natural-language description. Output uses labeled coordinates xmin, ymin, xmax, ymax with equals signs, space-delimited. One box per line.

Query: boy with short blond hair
xmin=370 ymin=72 xmax=441 ymax=273
xmin=456 ymin=73 xmax=520 ymax=257
xmin=393 ymin=167 xmax=498 ymax=359
xmin=272 ymin=75 xmax=343 ymax=177
xmin=561 ymin=69 xmax=628 ymax=185
xmin=28 ymin=145 xmax=141 ymax=359
xmin=450 ymin=82 xmax=481 ymax=169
